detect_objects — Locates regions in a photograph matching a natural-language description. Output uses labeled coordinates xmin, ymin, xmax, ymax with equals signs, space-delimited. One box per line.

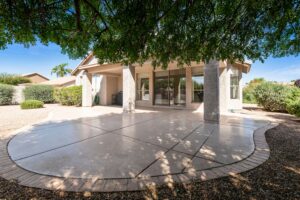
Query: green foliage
xmin=54 ymin=86 xmax=82 ymax=106
xmin=20 ymin=100 xmax=44 ymax=109
xmin=0 ymin=84 xmax=14 ymax=105
xmin=254 ymin=82 xmax=289 ymax=112
xmin=23 ymin=85 xmax=54 ymax=103
xmin=286 ymin=100 xmax=300 ymax=117
xmin=243 ymin=78 xmax=265 ymax=104
xmin=285 ymin=87 xmax=300 ymax=117
xmin=51 ymin=63 xmax=72 ymax=77
xmin=0 ymin=73 xmax=31 ymax=85
xmin=1 ymin=1 xmax=300 ymax=67
xmin=295 ymin=79 xmax=300 ymax=88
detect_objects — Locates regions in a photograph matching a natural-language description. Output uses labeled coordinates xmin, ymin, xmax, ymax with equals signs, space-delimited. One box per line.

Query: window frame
xmin=192 ymin=73 xmax=204 ymax=103
xmin=230 ymin=70 xmax=240 ymax=100
xmin=136 ymin=73 xmax=150 ymax=101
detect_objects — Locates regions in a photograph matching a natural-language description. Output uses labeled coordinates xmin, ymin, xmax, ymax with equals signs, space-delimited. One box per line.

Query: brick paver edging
xmin=0 ymin=123 xmax=277 ymax=192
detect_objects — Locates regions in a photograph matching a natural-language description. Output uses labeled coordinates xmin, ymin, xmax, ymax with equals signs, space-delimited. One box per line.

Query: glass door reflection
xmin=154 ymin=69 xmax=186 ymax=106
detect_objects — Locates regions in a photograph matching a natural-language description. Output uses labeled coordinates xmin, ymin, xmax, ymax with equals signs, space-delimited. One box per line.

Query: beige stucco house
xmin=22 ymin=73 xmax=49 ymax=83
xmin=72 ymin=53 xmax=250 ymax=121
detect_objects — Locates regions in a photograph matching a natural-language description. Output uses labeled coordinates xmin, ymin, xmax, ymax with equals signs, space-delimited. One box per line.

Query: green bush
xmin=23 ymin=85 xmax=54 ymax=103
xmin=0 ymin=73 xmax=31 ymax=85
xmin=254 ymin=82 xmax=289 ymax=112
xmin=20 ymin=100 xmax=44 ymax=109
xmin=243 ymin=88 xmax=257 ymax=104
xmin=54 ymin=86 xmax=82 ymax=106
xmin=243 ymin=78 xmax=265 ymax=104
xmin=0 ymin=84 xmax=15 ymax=105
xmin=285 ymin=87 xmax=300 ymax=117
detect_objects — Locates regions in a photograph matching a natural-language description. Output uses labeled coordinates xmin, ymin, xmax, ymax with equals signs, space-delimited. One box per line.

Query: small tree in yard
xmin=51 ymin=63 xmax=72 ymax=78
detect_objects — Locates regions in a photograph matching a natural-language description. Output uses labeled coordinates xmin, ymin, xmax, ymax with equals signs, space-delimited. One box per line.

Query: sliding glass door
xmin=154 ymin=69 xmax=186 ymax=106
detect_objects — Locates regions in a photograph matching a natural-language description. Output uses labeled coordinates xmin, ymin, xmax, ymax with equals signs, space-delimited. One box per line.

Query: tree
xmin=51 ymin=63 xmax=72 ymax=77
xmin=1 ymin=1 xmax=300 ymax=68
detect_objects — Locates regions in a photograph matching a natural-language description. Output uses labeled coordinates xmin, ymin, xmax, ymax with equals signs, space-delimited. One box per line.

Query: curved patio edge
xmin=0 ymin=123 xmax=277 ymax=193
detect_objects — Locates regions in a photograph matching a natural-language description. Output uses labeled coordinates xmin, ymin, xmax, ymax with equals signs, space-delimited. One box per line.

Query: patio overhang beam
xmin=232 ymin=62 xmax=251 ymax=73
xmin=80 ymin=63 xmax=122 ymax=74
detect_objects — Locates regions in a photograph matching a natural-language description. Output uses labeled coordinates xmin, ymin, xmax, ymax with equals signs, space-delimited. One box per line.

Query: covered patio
xmin=74 ymin=56 xmax=250 ymax=122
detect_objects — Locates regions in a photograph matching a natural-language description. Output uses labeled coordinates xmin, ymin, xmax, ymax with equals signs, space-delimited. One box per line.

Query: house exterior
xmin=22 ymin=73 xmax=49 ymax=83
xmin=72 ymin=53 xmax=250 ymax=121
xmin=40 ymin=76 xmax=76 ymax=87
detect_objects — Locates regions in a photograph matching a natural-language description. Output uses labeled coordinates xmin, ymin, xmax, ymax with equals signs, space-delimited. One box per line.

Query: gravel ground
xmin=0 ymin=105 xmax=50 ymax=139
xmin=0 ymin=108 xmax=299 ymax=200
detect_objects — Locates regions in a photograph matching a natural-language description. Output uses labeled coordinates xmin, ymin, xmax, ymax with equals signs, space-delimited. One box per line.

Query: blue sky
xmin=0 ymin=42 xmax=300 ymax=83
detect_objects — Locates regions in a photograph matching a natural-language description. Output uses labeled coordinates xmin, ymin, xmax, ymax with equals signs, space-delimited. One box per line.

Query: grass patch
xmin=20 ymin=100 xmax=44 ymax=109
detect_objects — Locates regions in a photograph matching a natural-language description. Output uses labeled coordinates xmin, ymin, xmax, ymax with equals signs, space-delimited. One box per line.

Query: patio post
xmin=123 ymin=65 xmax=136 ymax=112
xmin=82 ymin=71 xmax=93 ymax=107
xmin=204 ymin=59 xmax=220 ymax=122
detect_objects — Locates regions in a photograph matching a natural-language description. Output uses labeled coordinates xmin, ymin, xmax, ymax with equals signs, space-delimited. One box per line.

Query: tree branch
xmin=74 ymin=0 xmax=82 ymax=31
xmin=81 ymin=0 xmax=109 ymax=30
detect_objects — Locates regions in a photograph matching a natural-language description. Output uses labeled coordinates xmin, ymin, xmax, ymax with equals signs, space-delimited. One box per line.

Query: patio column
xmin=123 ymin=65 xmax=136 ymax=112
xmin=204 ymin=59 xmax=220 ymax=122
xmin=82 ymin=71 xmax=93 ymax=107
xmin=219 ymin=66 xmax=229 ymax=113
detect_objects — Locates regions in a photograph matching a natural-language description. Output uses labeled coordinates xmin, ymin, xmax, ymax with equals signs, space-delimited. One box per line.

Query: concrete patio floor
xmin=2 ymin=108 xmax=274 ymax=192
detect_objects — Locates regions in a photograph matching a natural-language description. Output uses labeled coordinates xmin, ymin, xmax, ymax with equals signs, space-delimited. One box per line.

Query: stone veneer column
xmin=82 ymin=71 xmax=93 ymax=107
xmin=204 ymin=59 xmax=220 ymax=121
xmin=123 ymin=65 xmax=136 ymax=112
xmin=185 ymin=67 xmax=192 ymax=108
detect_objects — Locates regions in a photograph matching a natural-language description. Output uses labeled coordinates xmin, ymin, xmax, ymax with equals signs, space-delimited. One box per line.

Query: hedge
xmin=285 ymin=86 xmax=300 ymax=117
xmin=0 ymin=84 xmax=15 ymax=105
xmin=54 ymin=86 xmax=82 ymax=106
xmin=254 ymin=82 xmax=289 ymax=112
xmin=0 ymin=73 xmax=31 ymax=85
xmin=243 ymin=78 xmax=265 ymax=104
xmin=23 ymin=85 xmax=54 ymax=103
xmin=21 ymin=100 xmax=44 ymax=109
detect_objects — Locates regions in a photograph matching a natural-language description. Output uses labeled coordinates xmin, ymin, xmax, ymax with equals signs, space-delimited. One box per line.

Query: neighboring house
xmin=22 ymin=73 xmax=49 ymax=83
xmin=40 ymin=76 xmax=76 ymax=87
xmin=72 ymin=53 xmax=251 ymax=116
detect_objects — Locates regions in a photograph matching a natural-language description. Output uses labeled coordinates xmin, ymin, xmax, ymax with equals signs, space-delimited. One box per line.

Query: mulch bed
xmin=0 ymin=121 xmax=299 ymax=199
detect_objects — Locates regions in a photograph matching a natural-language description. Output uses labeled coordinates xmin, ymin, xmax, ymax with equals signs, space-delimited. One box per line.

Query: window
xmin=230 ymin=69 xmax=240 ymax=99
xmin=136 ymin=74 xmax=150 ymax=100
xmin=192 ymin=68 xmax=204 ymax=102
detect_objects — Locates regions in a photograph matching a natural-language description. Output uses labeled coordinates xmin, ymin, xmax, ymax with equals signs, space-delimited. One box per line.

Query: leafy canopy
xmin=1 ymin=0 xmax=300 ymax=68
xmin=51 ymin=63 xmax=72 ymax=77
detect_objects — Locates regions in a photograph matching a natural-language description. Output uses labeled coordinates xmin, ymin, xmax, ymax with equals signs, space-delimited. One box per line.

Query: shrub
xmin=243 ymin=88 xmax=257 ymax=104
xmin=295 ymin=79 xmax=300 ymax=88
xmin=20 ymin=100 xmax=44 ymax=109
xmin=0 ymin=84 xmax=15 ymax=105
xmin=285 ymin=86 xmax=300 ymax=117
xmin=54 ymin=86 xmax=82 ymax=106
xmin=23 ymin=85 xmax=54 ymax=103
xmin=0 ymin=73 xmax=31 ymax=85
xmin=286 ymin=100 xmax=300 ymax=117
xmin=254 ymin=82 xmax=289 ymax=111
xmin=243 ymin=78 xmax=265 ymax=104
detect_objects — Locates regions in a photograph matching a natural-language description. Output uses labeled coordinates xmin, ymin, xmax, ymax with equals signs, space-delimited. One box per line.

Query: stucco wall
xmin=105 ymin=76 xmax=119 ymax=105
xmin=12 ymin=85 xmax=25 ymax=104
